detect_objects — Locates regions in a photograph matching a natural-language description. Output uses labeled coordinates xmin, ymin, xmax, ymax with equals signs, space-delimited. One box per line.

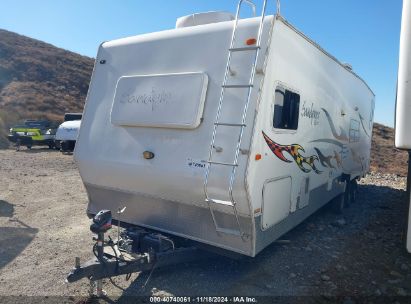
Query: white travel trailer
xmin=55 ymin=113 xmax=82 ymax=152
xmin=75 ymin=1 xmax=374 ymax=258
xmin=55 ymin=119 xmax=81 ymax=152
xmin=395 ymin=0 xmax=411 ymax=253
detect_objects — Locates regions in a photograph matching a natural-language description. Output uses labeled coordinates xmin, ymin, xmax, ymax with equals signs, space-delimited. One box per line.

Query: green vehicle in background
xmin=8 ymin=120 xmax=58 ymax=151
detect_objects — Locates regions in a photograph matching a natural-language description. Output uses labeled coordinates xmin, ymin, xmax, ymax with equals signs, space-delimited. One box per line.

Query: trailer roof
xmin=101 ymin=14 xmax=375 ymax=98
xmin=277 ymin=15 xmax=375 ymax=97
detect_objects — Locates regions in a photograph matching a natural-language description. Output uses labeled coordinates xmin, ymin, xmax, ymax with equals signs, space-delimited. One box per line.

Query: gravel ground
xmin=0 ymin=148 xmax=411 ymax=303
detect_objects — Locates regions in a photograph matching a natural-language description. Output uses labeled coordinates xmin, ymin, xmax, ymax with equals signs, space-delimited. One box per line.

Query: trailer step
xmin=206 ymin=198 xmax=235 ymax=207
xmin=216 ymin=227 xmax=242 ymax=236
xmin=214 ymin=122 xmax=246 ymax=127
xmin=229 ymin=46 xmax=260 ymax=52
xmin=206 ymin=161 xmax=238 ymax=167
xmin=222 ymin=84 xmax=253 ymax=88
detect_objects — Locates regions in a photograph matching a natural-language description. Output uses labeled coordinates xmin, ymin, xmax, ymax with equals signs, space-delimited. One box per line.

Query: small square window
xmin=273 ymin=87 xmax=300 ymax=130
xmin=349 ymin=119 xmax=360 ymax=142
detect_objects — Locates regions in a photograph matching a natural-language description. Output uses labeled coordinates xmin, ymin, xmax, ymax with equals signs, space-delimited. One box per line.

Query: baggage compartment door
xmin=261 ymin=176 xmax=292 ymax=230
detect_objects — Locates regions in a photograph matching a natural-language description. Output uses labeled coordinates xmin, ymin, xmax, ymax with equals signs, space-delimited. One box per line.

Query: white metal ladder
xmin=203 ymin=0 xmax=278 ymax=238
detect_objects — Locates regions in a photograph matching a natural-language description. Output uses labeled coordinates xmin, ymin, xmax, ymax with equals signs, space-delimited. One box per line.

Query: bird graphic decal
xmin=333 ymin=150 xmax=342 ymax=168
xmin=322 ymin=108 xmax=349 ymax=141
xmin=314 ymin=147 xmax=335 ymax=169
xmin=359 ymin=113 xmax=371 ymax=138
xmin=262 ymin=131 xmax=322 ymax=174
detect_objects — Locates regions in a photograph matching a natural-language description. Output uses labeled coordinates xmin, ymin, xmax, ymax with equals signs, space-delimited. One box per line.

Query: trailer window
xmin=349 ymin=119 xmax=360 ymax=142
xmin=273 ymin=87 xmax=300 ymax=130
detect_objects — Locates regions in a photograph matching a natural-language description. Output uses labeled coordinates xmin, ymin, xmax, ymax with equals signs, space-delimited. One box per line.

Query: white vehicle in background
xmin=395 ymin=0 xmax=411 ymax=253
xmin=55 ymin=113 xmax=82 ymax=153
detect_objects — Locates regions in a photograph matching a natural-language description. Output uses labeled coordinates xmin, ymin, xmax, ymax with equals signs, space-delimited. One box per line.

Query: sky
xmin=0 ymin=0 xmax=403 ymax=127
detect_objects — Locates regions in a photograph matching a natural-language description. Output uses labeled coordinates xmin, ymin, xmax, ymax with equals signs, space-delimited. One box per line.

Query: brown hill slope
xmin=0 ymin=28 xmax=94 ymax=147
xmin=371 ymin=123 xmax=408 ymax=176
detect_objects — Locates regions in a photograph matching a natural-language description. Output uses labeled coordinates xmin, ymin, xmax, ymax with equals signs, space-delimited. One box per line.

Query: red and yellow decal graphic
xmin=262 ymin=131 xmax=322 ymax=174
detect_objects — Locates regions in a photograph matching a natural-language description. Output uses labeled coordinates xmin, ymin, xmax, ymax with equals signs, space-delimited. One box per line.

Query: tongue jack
xmin=117 ymin=206 xmax=127 ymax=254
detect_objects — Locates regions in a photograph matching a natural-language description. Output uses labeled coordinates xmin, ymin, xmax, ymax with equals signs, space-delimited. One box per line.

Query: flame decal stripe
xmin=262 ymin=131 xmax=322 ymax=174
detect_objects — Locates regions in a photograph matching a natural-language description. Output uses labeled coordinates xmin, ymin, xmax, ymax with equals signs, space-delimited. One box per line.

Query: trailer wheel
xmin=350 ymin=180 xmax=358 ymax=204
xmin=344 ymin=182 xmax=352 ymax=208
xmin=332 ymin=193 xmax=346 ymax=214
xmin=15 ymin=139 xmax=21 ymax=152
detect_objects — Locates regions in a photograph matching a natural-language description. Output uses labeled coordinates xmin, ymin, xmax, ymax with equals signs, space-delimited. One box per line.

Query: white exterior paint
xmin=395 ymin=0 xmax=411 ymax=253
xmin=75 ymin=13 xmax=374 ymax=256
xmin=55 ymin=120 xmax=81 ymax=141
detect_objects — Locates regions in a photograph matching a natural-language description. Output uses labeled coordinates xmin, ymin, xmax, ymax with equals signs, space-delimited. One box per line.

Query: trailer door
xmin=261 ymin=84 xmax=301 ymax=229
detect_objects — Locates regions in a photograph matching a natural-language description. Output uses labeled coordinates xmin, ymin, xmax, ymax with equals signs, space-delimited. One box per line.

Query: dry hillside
xmin=0 ymin=28 xmax=94 ymax=147
xmin=371 ymin=122 xmax=408 ymax=176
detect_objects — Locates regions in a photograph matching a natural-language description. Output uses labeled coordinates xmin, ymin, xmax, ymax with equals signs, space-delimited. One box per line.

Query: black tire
xmin=344 ymin=181 xmax=351 ymax=208
xmin=26 ymin=145 xmax=32 ymax=150
xmin=332 ymin=193 xmax=346 ymax=214
xmin=350 ymin=179 xmax=358 ymax=204
xmin=48 ymin=144 xmax=54 ymax=149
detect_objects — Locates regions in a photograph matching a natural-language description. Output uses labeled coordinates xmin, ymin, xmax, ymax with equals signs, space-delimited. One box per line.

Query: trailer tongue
xmin=67 ymin=209 xmax=205 ymax=296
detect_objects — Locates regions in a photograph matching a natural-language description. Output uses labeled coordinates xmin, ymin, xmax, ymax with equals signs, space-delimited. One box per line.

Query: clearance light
xmin=255 ymin=154 xmax=262 ymax=161
xmin=246 ymin=38 xmax=257 ymax=45
xmin=143 ymin=151 xmax=155 ymax=159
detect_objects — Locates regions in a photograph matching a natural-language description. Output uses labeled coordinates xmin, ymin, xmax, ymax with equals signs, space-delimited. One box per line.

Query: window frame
xmin=349 ymin=119 xmax=361 ymax=143
xmin=271 ymin=82 xmax=301 ymax=134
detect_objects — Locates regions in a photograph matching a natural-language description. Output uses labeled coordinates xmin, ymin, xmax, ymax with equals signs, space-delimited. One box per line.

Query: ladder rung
xmin=206 ymin=199 xmax=235 ymax=207
xmin=206 ymin=161 xmax=238 ymax=167
xmin=222 ymin=84 xmax=253 ymax=88
xmin=229 ymin=46 xmax=260 ymax=52
xmin=216 ymin=227 xmax=242 ymax=236
xmin=214 ymin=122 xmax=246 ymax=127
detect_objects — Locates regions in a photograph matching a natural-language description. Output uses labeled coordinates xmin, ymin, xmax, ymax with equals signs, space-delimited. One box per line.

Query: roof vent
xmin=343 ymin=63 xmax=353 ymax=71
xmin=176 ymin=11 xmax=235 ymax=28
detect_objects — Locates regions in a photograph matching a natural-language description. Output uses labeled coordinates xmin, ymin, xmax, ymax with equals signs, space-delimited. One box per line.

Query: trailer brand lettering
xmin=262 ymin=131 xmax=322 ymax=174
xmin=301 ymin=101 xmax=320 ymax=125
xmin=120 ymin=87 xmax=172 ymax=111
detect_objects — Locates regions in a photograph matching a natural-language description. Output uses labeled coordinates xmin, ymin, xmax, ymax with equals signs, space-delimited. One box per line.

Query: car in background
xmin=55 ymin=113 xmax=82 ymax=153
xmin=8 ymin=120 xmax=58 ymax=151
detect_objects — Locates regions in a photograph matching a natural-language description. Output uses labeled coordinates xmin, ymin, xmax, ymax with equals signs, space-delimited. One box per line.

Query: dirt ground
xmin=1 ymin=148 xmax=411 ymax=303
